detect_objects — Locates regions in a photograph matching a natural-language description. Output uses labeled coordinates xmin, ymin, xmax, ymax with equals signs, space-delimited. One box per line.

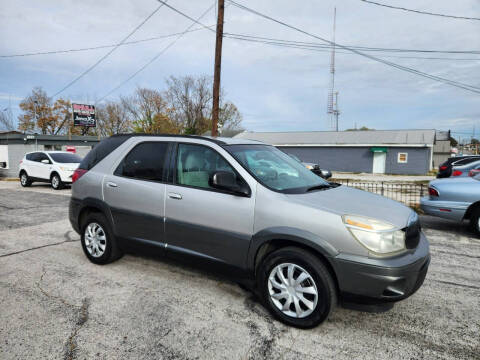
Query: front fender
xmin=246 ymin=226 xmax=339 ymax=273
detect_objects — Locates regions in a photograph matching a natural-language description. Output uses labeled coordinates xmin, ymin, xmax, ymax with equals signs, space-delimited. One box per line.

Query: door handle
xmin=106 ymin=182 xmax=118 ymax=188
xmin=168 ymin=192 xmax=182 ymax=200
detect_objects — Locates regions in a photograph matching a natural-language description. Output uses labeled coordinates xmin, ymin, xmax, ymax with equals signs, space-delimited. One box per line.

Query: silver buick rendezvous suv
xmin=69 ymin=134 xmax=430 ymax=328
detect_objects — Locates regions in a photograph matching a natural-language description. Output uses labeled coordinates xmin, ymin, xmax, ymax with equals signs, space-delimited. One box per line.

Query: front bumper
xmin=420 ymin=196 xmax=467 ymax=221
xmin=331 ymin=233 xmax=430 ymax=303
xmin=59 ymin=170 xmax=74 ymax=183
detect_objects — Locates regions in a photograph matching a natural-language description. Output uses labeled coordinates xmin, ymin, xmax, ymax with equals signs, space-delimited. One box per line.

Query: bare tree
xmin=96 ymin=101 xmax=132 ymax=136
xmin=122 ymin=87 xmax=178 ymax=134
xmin=164 ymin=75 xmax=243 ymax=135
xmin=18 ymin=87 xmax=57 ymax=134
xmin=0 ymin=108 xmax=15 ymax=131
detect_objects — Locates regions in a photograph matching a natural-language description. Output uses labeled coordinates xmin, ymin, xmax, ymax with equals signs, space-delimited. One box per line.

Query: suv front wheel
xmin=50 ymin=173 xmax=64 ymax=190
xmin=258 ymin=246 xmax=337 ymax=328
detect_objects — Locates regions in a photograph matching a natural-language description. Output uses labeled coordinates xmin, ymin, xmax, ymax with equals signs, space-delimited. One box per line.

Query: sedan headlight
xmin=305 ymin=165 xmax=314 ymax=170
xmin=343 ymin=215 xmax=405 ymax=254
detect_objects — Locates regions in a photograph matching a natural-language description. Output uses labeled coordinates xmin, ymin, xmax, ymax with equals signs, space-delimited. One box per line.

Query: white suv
xmin=19 ymin=151 xmax=81 ymax=189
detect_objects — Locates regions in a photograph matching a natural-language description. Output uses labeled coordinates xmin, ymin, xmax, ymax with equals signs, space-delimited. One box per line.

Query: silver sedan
xmin=421 ymin=174 xmax=480 ymax=235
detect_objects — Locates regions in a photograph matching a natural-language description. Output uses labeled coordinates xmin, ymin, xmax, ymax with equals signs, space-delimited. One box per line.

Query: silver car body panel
xmin=420 ymin=177 xmax=480 ymax=221
xmin=70 ymin=135 xmax=430 ymax=303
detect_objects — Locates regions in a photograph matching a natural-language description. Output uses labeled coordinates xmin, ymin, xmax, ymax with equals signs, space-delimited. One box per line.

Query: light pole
xmin=33 ymin=100 xmax=38 ymax=150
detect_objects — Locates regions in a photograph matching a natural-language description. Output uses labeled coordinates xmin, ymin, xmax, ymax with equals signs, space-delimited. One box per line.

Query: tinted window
xmin=114 ymin=142 xmax=169 ymax=182
xmin=26 ymin=153 xmax=36 ymax=161
xmin=176 ymin=143 xmax=238 ymax=190
xmin=49 ymin=153 xmax=82 ymax=163
xmin=37 ymin=153 xmax=50 ymax=163
xmin=454 ymin=157 xmax=480 ymax=166
xmin=79 ymin=135 xmax=130 ymax=170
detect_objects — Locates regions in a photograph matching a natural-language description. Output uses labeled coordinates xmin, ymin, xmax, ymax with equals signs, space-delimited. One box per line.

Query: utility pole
xmin=211 ymin=0 xmax=225 ymax=137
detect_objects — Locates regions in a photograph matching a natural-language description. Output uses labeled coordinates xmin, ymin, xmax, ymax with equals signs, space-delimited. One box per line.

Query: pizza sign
xmin=72 ymin=103 xmax=96 ymax=127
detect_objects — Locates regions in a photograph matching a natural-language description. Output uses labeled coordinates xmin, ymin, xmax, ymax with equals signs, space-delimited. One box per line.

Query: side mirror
xmin=41 ymin=159 xmax=50 ymax=164
xmin=211 ymin=171 xmax=250 ymax=197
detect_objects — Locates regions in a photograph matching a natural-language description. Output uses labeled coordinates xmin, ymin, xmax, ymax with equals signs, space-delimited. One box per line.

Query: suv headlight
xmin=343 ymin=215 xmax=405 ymax=254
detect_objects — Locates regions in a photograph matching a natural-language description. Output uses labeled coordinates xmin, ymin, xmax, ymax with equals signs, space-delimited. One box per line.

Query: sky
xmin=0 ymin=0 xmax=479 ymax=141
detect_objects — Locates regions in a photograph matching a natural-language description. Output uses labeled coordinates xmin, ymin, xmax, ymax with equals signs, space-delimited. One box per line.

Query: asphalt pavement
xmin=0 ymin=182 xmax=479 ymax=360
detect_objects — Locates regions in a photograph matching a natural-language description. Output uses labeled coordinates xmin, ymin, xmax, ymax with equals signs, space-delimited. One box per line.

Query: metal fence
xmin=334 ymin=180 xmax=429 ymax=208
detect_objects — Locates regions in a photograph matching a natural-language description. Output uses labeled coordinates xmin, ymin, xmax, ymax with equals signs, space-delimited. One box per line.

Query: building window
xmin=398 ymin=153 xmax=408 ymax=163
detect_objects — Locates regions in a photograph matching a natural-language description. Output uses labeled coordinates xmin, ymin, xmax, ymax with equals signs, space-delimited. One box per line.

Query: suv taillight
xmin=428 ymin=187 xmax=439 ymax=197
xmin=452 ymin=170 xmax=463 ymax=176
xmin=72 ymin=169 xmax=87 ymax=183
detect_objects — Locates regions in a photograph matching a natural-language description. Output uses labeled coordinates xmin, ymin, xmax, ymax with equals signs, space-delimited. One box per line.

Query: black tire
xmin=469 ymin=208 xmax=480 ymax=236
xmin=50 ymin=173 xmax=64 ymax=190
xmin=19 ymin=171 xmax=32 ymax=187
xmin=80 ymin=212 xmax=123 ymax=265
xmin=258 ymin=246 xmax=337 ymax=328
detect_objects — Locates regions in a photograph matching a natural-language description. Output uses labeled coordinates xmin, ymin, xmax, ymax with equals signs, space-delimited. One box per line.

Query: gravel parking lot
xmin=0 ymin=181 xmax=479 ymax=360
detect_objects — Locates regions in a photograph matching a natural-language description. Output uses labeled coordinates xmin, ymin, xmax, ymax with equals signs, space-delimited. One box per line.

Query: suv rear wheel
xmin=20 ymin=171 xmax=32 ymax=187
xmin=258 ymin=246 xmax=337 ymax=328
xmin=50 ymin=173 xmax=64 ymax=190
xmin=81 ymin=213 xmax=123 ymax=264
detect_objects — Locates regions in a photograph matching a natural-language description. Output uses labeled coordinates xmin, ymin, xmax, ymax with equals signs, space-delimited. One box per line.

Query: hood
xmin=286 ymin=185 xmax=413 ymax=228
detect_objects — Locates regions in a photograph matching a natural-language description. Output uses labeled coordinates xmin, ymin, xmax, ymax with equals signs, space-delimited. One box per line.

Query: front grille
xmin=404 ymin=219 xmax=421 ymax=249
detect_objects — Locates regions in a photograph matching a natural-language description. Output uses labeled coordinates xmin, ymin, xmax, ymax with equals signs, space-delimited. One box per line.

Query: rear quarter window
xmin=79 ymin=136 xmax=130 ymax=170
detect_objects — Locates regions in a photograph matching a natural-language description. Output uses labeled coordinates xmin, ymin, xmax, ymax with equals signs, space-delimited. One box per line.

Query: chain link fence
xmin=333 ymin=179 xmax=429 ymax=208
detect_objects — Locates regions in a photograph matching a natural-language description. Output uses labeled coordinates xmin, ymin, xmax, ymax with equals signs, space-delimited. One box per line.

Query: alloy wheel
xmin=84 ymin=223 xmax=107 ymax=258
xmin=52 ymin=176 xmax=59 ymax=189
xmin=268 ymin=263 xmax=318 ymax=318
xmin=21 ymin=174 xmax=27 ymax=186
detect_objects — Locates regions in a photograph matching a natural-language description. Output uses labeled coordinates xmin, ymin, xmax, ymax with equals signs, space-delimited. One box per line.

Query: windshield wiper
xmin=306 ymin=184 xmax=333 ymax=192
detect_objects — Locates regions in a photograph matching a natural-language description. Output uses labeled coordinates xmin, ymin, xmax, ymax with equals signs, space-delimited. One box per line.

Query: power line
xmin=227 ymin=0 xmax=480 ymax=94
xmin=155 ymin=0 xmax=216 ymax=33
xmin=359 ymin=0 xmax=480 ymax=21
xmin=224 ymin=33 xmax=480 ymax=55
xmin=224 ymin=33 xmax=480 ymax=61
xmin=52 ymin=1 xmax=167 ymax=98
xmin=96 ymin=2 xmax=216 ymax=103
xmin=0 ymin=26 xmax=214 ymax=58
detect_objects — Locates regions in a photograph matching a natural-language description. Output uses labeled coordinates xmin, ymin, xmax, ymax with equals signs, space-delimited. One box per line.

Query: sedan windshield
xmin=49 ymin=153 xmax=82 ymax=163
xmin=226 ymin=144 xmax=331 ymax=193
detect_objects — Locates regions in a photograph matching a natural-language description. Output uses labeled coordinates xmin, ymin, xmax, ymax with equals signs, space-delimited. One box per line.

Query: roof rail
xmin=109 ymin=133 xmax=226 ymax=145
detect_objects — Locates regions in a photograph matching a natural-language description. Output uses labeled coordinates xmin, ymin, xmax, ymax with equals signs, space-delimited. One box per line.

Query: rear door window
xmin=114 ymin=142 xmax=169 ymax=182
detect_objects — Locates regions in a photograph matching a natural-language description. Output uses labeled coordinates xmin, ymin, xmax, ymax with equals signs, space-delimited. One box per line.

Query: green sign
xmin=370 ymin=147 xmax=388 ymax=153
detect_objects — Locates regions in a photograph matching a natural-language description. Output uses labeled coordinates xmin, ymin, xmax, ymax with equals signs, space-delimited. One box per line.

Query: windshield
xmin=287 ymin=153 xmax=302 ymax=163
xmin=49 ymin=153 xmax=82 ymax=163
xmin=226 ymin=144 xmax=330 ymax=193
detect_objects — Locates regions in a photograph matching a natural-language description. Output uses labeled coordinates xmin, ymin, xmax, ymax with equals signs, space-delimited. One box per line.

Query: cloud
xmin=0 ymin=0 xmax=479 ymax=133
